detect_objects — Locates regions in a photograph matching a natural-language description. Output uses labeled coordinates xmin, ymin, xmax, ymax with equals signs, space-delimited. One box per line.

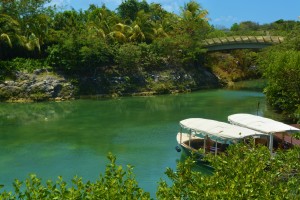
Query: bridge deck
xmin=204 ymin=36 xmax=283 ymax=46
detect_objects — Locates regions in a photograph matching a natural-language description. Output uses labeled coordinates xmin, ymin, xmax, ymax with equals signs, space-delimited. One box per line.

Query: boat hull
xmin=176 ymin=132 xmax=205 ymax=159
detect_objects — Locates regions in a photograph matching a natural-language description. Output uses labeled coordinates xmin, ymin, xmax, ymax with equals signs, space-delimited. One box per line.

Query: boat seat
xmin=255 ymin=138 xmax=268 ymax=146
xmin=210 ymin=146 xmax=220 ymax=153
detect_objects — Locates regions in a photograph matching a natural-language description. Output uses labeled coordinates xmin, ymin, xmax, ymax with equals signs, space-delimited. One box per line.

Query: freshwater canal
xmin=0 ymin=89 xmax=279 ymax=197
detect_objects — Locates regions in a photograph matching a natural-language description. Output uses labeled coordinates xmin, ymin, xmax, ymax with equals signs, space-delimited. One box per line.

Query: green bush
xmin=0 ymin=58 xmax=50 ymax=83
xmin=47 ymin=35 xmax=113 ymax=75
xmin=157 ymin=144 xmax=300 ymax=199
xmin=259 ymin=50 xmax=300 ymax=119
xmin=0 ymin=153 xmax=150 ymax=199
xmin=11 ymin=58 xmax=50 ymax=72
xmin=1 ymin=146 xmax=300 ymax=199
xmin=115 ymin=43 xmax=142 ymax=73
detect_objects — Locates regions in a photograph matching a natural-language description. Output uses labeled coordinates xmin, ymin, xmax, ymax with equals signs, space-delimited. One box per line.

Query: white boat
xmin=176 ymin=118 xmax=267 ymax=159
xmin=228 ymin=113 xmax=300 ymax=153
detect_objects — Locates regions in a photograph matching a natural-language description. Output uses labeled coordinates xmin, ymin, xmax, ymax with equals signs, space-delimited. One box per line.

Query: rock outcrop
xmin=0 ymin=65 xmax=220 ymax=101
xmin=0 ymin=69 xmax=75 ymax=102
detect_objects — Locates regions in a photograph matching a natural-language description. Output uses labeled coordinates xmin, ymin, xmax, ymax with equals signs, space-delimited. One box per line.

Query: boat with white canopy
xmin=176 ymin=118 xmax=267 ymax=159
xmin=228 ymin=113 xmax=300 ymax=153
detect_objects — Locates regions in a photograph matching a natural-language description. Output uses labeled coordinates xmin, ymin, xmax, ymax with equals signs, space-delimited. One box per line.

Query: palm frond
xmin=108 ymin=31 xmax=127 ymax=43
xmin=0 ymin=33 xmax=12 ymax=47
xmin=25 ymin=33 xmax=40 ymax=52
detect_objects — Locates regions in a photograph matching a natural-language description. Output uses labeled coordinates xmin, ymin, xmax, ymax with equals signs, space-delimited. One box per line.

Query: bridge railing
xmin=203 ymin=36 xmax=284 ymax=47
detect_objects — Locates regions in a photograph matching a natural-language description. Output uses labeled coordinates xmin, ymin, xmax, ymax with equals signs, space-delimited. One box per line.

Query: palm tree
xmin=86 ymin=6 xmax=124 ymax=43
xmin=108 ymin=23 xmax=132 ymax=43
xmin=179 ymin=1 xmax=211 ymax=38
xmin=0 ymin=14 xmax=22 ymax=58
xmin=19 ymin=33 xmax=40 ymax=52
xmin=0 ymin=33 xmax=12 ymax=47
xmin=182 ymin=1 xmax=209 ymax=21
xmin=129 ymin=24 xmax=145 ymax=42
xmin=87 ymin=7 xmax=109 ymax=39
xmin=87 ymin=25 xmax=106 ymax=39
xmin=132 ymin=10 xmax=154 ymax=42
xmin=0 ymin=14 xmax=20 ymax=48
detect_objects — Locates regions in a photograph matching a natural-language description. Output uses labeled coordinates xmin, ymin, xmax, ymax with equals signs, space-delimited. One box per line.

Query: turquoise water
xmin=0 ymin=89 xmax=268 ymax=197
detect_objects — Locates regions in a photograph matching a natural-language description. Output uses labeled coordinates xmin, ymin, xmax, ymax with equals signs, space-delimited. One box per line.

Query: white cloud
xmin=162 ymin=3 xmax=181 ymax=13
xmin=96 ymin=0 xmax=122 ymax=9
xmin=48 ymin=0 xmax=70 ymax=7
xmin=211 ymin=15 xmax=240 ymax=27
xmin=150 ymin=0 xmax=187 ymax=14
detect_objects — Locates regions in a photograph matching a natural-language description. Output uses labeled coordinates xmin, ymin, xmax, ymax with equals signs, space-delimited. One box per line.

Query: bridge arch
xmin=203 ymin=36 xmax=284 ymax=51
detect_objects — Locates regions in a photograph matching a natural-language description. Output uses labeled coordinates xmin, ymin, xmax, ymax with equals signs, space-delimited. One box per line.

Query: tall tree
xmin=0 ymin=13 xmax=20 ymax=47
xmin=259 ymin=50 xmax=300 ymax=119
xmin=0 ymin=13 xmax=21 ymax=58
xmin=117 ymin=0 xmax=149 ymax=22
xmin=0 ymin=0 xmax=54 ymax=56
xmin=117 ymin=0 xmax=139 ymax=22
xmin=159 ymin=0 xmax=210 ymax=65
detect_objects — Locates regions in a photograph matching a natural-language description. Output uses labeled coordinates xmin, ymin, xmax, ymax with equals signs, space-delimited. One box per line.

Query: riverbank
xmin=0 ymin=69 xmax=75 ymax=102
xmin=0 ymin=65 xmax=221 ymax=102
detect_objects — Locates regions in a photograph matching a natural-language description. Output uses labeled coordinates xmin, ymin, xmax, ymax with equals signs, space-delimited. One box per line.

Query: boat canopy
xmin=180 ymin=118 xmax=264 ymax=140
xmin=228 ymin=113 xmax=300 ymax=134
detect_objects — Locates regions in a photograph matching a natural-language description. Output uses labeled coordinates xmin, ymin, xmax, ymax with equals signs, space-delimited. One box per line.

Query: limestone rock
xmin=0 ymin=70 xmax=75 ymax=102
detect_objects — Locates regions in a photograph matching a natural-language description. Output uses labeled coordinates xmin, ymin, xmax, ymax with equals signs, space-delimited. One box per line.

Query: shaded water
xmin=0 ymin=89 xmax=271 ymax=197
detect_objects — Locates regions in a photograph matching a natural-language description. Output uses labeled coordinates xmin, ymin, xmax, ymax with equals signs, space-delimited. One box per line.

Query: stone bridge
xmin=203 ymin=36 xmax=284 ymax=51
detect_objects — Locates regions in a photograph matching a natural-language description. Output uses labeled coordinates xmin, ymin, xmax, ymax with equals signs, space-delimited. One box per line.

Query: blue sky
xmin=51 ymin=0 xmax=300 ymax=28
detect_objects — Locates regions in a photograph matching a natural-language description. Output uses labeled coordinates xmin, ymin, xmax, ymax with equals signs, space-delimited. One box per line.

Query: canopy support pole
xmin=189 ymin=129 xmax=191 ymax=147
xmin=269 ymin=134 xmax=274 ymax=155
xmin=215 ymin=141 xmax=218 ymax=156
xmin=204 ymin=135 xmax=207 ymax=153
xmin=180 ymin=127 xmax=182 ymax=144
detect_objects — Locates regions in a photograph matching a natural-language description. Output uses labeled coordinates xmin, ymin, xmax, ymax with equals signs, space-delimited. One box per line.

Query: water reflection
xmin=0 ymin=101 xmax=75 ymax=125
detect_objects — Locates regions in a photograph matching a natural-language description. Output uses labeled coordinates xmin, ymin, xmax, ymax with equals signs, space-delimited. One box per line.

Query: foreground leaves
xmin=0 ymin=153 xmax=150 ymax=200
xmin=157 ymin=144 xmax=300 ymax=199
xmin=1 ymin=145 xmax=300 ymax=199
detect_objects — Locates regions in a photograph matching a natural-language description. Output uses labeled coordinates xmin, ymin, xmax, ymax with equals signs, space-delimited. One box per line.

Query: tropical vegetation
xmin=1 ymin=145 xmax=300 ymax=199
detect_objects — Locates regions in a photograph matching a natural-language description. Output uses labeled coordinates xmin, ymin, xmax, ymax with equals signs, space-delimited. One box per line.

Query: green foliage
xmin=0 ymin=153 xmax=150 ymax=199
xmin=206 ymin=28 xmax=227 ymax=38
xmin=259 ymin=50 xmax=300 ymax=118
xmin=205 ymin=50 xmax=259 ymax=84
xmin=138 ymin=43 xmax=165 ymax=71
xmin=150 ymin=82 xmax=173 ymax=94
xmin=1 ymin=146 xmax=300 ymax=199
xmin=0 ymin=14 xmax=21 ymax=58
xmin=11 ymin=58 xmax=49 ymax=72
xmin=227 ymin=19 xmax=300 ymax=37
xmin=230 ymin=21 xmax=260 ymax=32
xmin=117 ymin=0 xmax=149 ymax=22
xmin=171 ymin=1 xmax=210 ymax=64
xmin=0 ymin=58 xmax=49 ymax=83
xmin=29 ymin=92 xmax=51 ymax=102
xmin=157 ymin=144 xmax=300 ymax=199
xmin=47 ymin=34 xmax=113 ymax=75
xmin=115 ymin=43 xmax=142 ymax=72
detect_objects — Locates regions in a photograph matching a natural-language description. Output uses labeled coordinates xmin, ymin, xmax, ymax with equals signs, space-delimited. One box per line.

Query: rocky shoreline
xmin=0 ymin=67 xmax=220 ymax=102
xmin=0 ymin=69 xmax=75 ymax=102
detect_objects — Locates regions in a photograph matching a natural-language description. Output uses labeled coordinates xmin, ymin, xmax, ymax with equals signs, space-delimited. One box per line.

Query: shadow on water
xmin=227 ymin=79 xmax=267 ymax=92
